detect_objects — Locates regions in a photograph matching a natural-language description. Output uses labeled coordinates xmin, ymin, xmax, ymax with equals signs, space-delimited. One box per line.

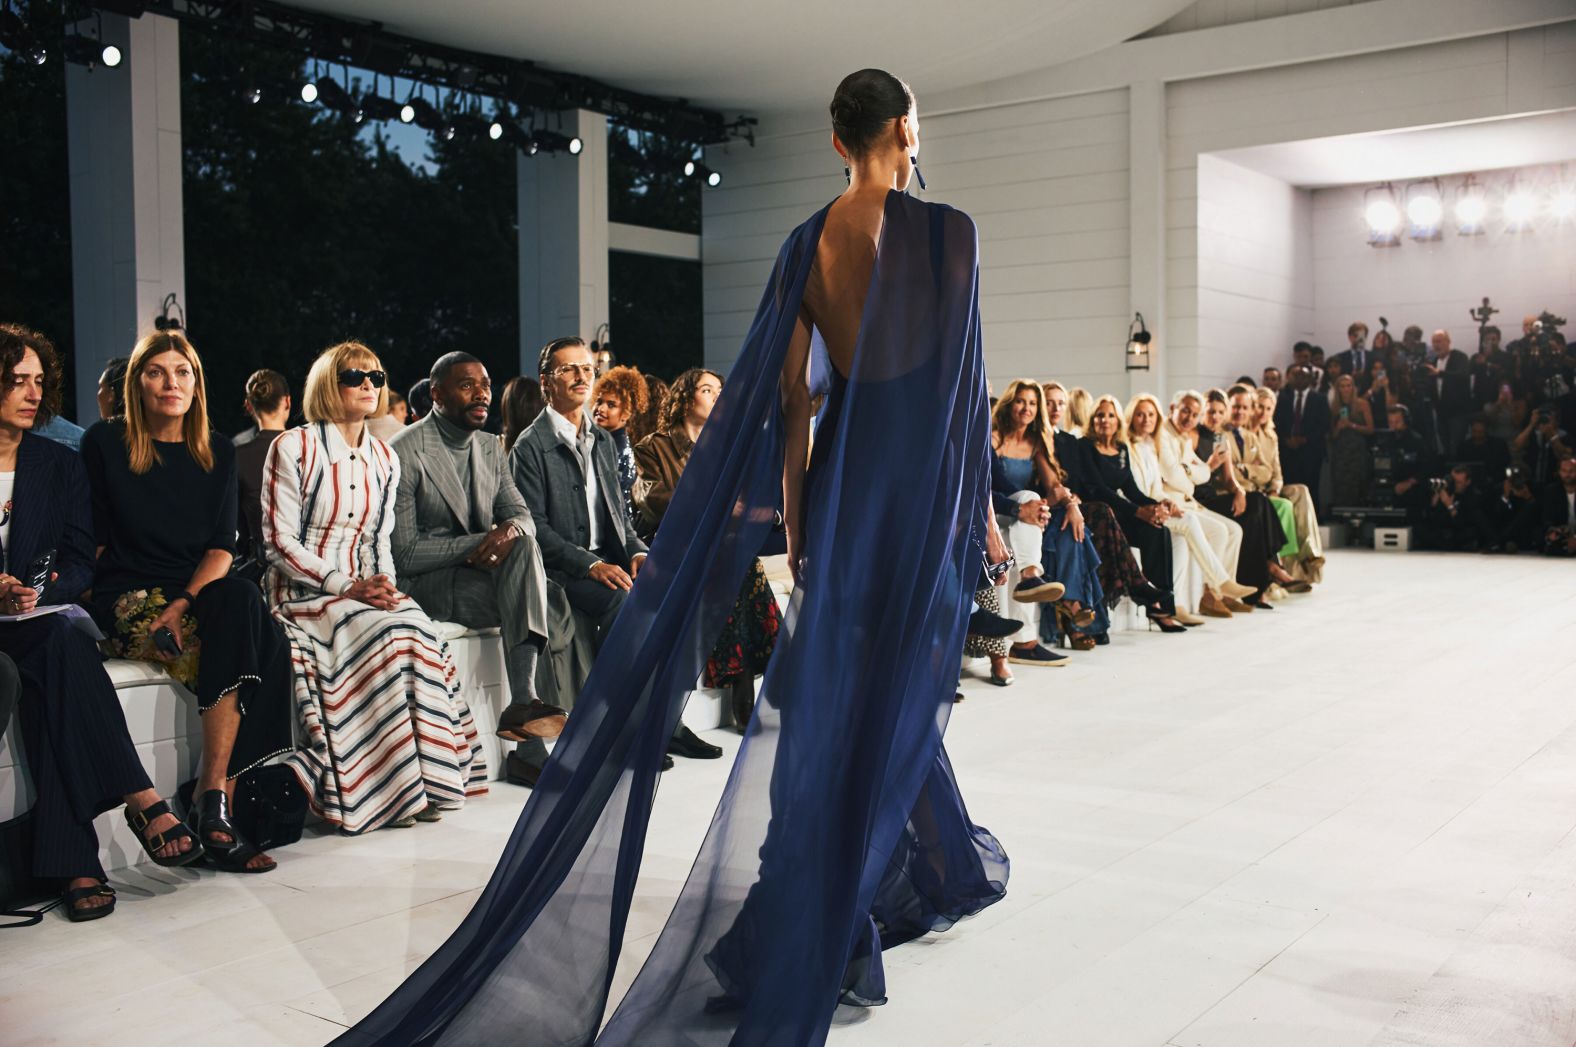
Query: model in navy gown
xmin=335 ymin=68 xmax=1010 ymax=1047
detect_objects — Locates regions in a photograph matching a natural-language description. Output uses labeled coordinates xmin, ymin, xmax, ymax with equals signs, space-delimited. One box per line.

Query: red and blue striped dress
xmin=261 ymin=421 xmax=486 ymax=833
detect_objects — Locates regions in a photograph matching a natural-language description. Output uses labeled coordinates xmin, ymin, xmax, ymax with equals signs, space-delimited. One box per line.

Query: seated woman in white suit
xmin=1152 ymin=390 xmax=1257 ymax=619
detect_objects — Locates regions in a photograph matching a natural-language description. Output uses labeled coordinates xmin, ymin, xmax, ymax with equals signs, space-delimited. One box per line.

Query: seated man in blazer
xmin=391 ymin=352 xmax=568 ymax=785
xmin=510 ymin=336 xmax=717 ymax=763
xmin=1542 ymin=455 xmax=1576 ymax=556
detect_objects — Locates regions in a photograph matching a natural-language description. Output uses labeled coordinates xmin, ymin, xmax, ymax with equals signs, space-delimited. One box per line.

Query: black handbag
xmin=179 ymin=764 xmax=308 ymax=852
xmin=0 ymin=809 xmax=54 ymax=928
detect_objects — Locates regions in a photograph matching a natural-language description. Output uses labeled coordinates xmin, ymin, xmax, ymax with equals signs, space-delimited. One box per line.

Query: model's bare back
xmin=802 ymin=191 xmax=886 ymax=377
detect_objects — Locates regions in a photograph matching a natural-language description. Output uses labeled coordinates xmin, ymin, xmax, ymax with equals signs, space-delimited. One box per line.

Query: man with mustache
xmin=392 ymin=351 xmax=568 ymax=787
xmin=512 ymin=337 xmax=709 ymax=766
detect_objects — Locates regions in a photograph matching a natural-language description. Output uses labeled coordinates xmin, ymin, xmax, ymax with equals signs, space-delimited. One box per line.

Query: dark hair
xmin=830 ymin=69 xmax=914 ymax=159
xmin=407 ymin=377 xmax=433 ymax=421
xmin=100 ymin=356 xmax=129 ymax=417
xmin=244 ymin=368 xmax=290 ymax=414
xmin=0 ymin=323 xmax=63 ymax=426
xmin=431 ymin=350 xmax=482 ymax=386
xmin=538 ymin=336 xmax=587 ymax=377
xmin=660 ymin=368 xmax=721 ymax=435
xmin=500 ymin=376 xmax=544 ymax=452
xmin=1388 ymin=402 xmax=1411 ymax=424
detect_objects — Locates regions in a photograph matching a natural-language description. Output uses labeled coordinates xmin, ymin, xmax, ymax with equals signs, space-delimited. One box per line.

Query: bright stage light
xmin=101 ymin=43 xmax=122 ymax=67
xmin=488 ymin=120 xmax=504 ymax=140
xmin=683 ymin=160 xmax=697 ymax=177
xmin=399 ymin=103 xmax=415 ymax=123
xmin=300 ymin=80 xmax=319 ymax=104
xmin=1365 ymin=199 xmax=1399 ymax=231
xmin=1406 ymin=193 xmax=1441 ymax=228
xmin=707 ymin=170 xmax=722 ymax=187
xmin=1454 ymin=181 xmax=1486 ymax=234
xmin=568 ymin=136 xmax=584 ymax=155
xmin=1504 ymin=189 xmax=1536 ymax=230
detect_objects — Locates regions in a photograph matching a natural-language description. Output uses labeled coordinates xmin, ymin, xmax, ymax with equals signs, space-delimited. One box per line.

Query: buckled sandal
xmin=124 ymin=798 xmax=206 ymax=868
xmin=192 ymin=789 xmax=276 ymax=873
xmin=62 ymin=882 xmax=116 ymax=923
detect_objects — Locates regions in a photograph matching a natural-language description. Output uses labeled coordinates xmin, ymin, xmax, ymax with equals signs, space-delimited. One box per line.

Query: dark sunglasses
xmin=338 ymin=368 xmax=387 ymax=389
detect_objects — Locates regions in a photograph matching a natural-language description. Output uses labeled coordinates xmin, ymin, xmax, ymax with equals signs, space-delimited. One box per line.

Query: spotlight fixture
xmin=402 ymin=94 xmax=448 ymax=135
xmin=1503 ymin=186 xmax=1536 ymax=232
xmin=359 ymin=93 xmax=403 ymax=122
xmin=1125 ymin=312 xmax=1153 ymax=371
xmin=532 ymin=130 xmax=583 ymax=156
xmin=1551 ymin=187 xmax=1576 ymax=221
xmin=1404 ymin=178 xmax=1442 ymax=241
xmin=684 ymin=159 xmax=722 ymax=187
xmin=1454 ymin=175 xmax=1486 ymax=235
xmin=314 ymin=74 xmax=363 ymax=122
xmin=0 ymin=5 xmax=47 ymax=65
xmin=1363 ymin=183 xmax=1401 ymax=247
xmin=300 ymin=79 xmax=319 ymax=104
xmin=62 ymin=32 xmax=122 ymax=70
xmin=399 ymin=101 xmax=416 ymax=123
xmin=488 ymin=119 xmax=504 ymax=141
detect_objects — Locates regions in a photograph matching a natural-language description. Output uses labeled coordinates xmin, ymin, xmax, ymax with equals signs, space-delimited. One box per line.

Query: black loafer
xmin=662 ymin=754 xmax=675 ymax=771
xmin=505 ymin=750 xmax=543 ymax=788
xmin=967 ymin=608 xmax=1023 ymax=639
xmin=668 ymin=724 xmax=723 ymax=760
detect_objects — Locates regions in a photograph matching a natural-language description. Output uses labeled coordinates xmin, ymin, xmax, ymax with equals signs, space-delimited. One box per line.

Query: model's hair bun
xmin=830 ymin=69 xmax=913 ymax=158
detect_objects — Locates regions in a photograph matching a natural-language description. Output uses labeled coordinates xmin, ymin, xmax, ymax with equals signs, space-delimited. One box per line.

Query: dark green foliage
xmin=609 ymin=251 xmax=701 ymax=384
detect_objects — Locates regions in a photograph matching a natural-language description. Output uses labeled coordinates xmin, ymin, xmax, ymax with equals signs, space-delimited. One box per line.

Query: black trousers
xmin=0 ymin=615 xmax=151 ymax=881
xmin=1195 ymin=487 xmax=1286 ymax=592
xmin=92 ymin=576 xmax=294 ymax=779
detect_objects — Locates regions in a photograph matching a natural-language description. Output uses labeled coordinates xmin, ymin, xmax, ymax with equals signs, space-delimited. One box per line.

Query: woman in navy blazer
xmin=0 ymin=324 xmax=202 ymax=923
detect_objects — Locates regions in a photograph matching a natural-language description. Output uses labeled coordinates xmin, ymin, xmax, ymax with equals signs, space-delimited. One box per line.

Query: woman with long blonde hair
xmin=263 ymin=341 xmax=487 ymax=833
xmin=83 ymin=330 xmax=293 ymax=873
xmin=1248 ymin=386 xmax=1324 ymax=584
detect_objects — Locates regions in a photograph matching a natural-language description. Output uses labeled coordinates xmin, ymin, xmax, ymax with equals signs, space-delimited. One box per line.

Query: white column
xmin=517 ymin=109 xmax=609 ymax=372
xmin=1127 ymin=79 xmax=1167 ymax=400
xmin=66 ymin=12 xmax=185 ymax=422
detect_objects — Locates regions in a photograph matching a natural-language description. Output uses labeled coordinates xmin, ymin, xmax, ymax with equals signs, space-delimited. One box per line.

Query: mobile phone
xmin=24 ymin=549 xmax=54 ymax=596
xmin=152 ymin=626 xmax=183 ymax=657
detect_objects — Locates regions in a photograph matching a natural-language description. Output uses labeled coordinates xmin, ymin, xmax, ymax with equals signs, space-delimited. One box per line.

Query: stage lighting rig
xmin=313 ymin=74 xmax=363 ymax=123
xmin=684 ymin=159 xmax=722 ymax=187
xmin=1363 ymin=183 xmax=1400 ymax=247
xmin=533 ymin=130 xmax=583 ymax=156
xmin=1454 ymin=175 xmax=1486 ymax=235
xmin=1503 ymin=185 xmax=1536 ymax=232
xmin=1404 ymin=178 xmax=1441 ymax=241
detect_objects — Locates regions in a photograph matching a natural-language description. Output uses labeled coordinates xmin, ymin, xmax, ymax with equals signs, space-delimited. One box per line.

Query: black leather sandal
xmin=192 ymin=789 xmax=276 ymax=873
xmin=62 ymin=882 xmax=116 ymax=923
xmin=124 ymin=798 xmax=206 ymax=868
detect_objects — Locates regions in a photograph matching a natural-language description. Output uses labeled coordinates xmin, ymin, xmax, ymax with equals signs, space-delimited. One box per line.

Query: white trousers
xmin=1164 ymin=500 xmax=1240 ymax=589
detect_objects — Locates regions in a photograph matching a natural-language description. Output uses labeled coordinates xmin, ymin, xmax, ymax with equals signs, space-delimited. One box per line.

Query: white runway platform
xmin=5 ymin=549 xmax=1575 ymax=1047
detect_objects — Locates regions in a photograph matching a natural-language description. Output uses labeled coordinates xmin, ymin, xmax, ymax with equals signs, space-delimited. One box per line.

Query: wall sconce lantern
xmin=1125 ymin=312 xmax=1152 ymax=371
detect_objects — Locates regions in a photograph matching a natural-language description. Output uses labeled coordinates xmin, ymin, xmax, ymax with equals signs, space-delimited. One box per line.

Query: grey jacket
xmin=509 ymin=407 xmax=647 ymax=577
xmin=390 ymin=412 xmax=535 ymax=578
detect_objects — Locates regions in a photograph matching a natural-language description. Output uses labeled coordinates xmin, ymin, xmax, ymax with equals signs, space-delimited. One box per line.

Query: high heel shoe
xmin=1220 ymin=579 xmax=1258 ymax=600
xmin=1147 ymin=614 xmax=1187 ymax=634
xmin=1055 ymin=602 xmax=1096 ymax=629
xmin=1173 ymin=608 xmax=1206 ymax=626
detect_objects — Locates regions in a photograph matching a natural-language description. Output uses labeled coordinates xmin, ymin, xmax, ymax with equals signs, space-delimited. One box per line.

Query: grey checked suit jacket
xmin=509 ymin=408 xmax=647 ymax=577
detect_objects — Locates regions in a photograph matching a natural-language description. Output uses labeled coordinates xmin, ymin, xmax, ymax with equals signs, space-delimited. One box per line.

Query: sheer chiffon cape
xmin=334 ymin=190 xmax=1009 ymax=1047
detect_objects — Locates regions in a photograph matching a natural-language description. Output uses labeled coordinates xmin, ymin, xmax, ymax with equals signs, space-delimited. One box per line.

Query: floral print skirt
xmin=704 ymin=558 xmax=781 ymax=688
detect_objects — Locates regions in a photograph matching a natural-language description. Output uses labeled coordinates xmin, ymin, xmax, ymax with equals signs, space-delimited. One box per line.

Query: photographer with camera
xmin=1387 ymin=404 xmax=1436 ymax=526
xmin=1514 ymin=407 xmax=1571 ymax=486
xmin=1541 ymin=456 xmax=1576 ymax=557
xmin=1418 ymin=464 xmax=1488 ymax=552
xmin=1483 ymin=465 xmax=1541 ymax=553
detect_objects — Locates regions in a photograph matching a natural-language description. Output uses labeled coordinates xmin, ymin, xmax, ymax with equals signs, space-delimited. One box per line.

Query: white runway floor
xmin=5 ymin=549 xmax=1576 ymax=1047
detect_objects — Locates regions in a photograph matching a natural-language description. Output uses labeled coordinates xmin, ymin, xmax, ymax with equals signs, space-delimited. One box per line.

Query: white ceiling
xmin=284 ymin=0 xmax=1198 ymax=114
xmin=1215 ymin=110 xmax=1576 ymax=188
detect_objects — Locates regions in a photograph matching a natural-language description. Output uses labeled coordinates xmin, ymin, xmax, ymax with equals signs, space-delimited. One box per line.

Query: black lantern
xmin=1125 ymin=312 xmax=1152 ymax=371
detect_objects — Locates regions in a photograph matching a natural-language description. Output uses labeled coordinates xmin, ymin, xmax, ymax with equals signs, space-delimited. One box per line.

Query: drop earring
xmin=844 ymin=164 xmax=850 ymax=185
xmin=910 ymin=154 xmax=927 ymax=192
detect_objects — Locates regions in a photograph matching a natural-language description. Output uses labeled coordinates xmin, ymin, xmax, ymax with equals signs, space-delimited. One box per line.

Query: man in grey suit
xmin=391 ymin=352 xmax=568 ymax=772
xmin=511 ymin=336 xmax=719 ymax=763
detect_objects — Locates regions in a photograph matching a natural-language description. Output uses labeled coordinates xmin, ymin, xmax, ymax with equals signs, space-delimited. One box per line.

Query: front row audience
xmin=9 ymin=311 xmax=1568 ymax=924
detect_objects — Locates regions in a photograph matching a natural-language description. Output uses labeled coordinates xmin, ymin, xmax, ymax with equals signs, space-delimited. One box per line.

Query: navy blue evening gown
xmin=334 ymin=190 xmax=1009 ymax=1046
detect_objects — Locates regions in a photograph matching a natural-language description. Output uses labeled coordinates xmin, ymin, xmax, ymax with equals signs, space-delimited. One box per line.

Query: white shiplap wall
xmin=1140 ymin=0 xmax=1377 ymax=39
xmin=704 ymin=17 xmax=1576 ymax=402
xmin=1196 ymin=154 xmax=1315 ymax=387
xmin=1311 ymin=161 xmax=1576 ymax=356
xmin=704 ymin=89 xmax=1133 ymax=397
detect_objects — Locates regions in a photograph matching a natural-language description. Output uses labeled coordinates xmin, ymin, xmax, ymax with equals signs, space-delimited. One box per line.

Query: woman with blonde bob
xmin=263 ymin=341 xmax=487 ymax=833
xmin=82 ymin=330 xmax=294 ymax=873
xmin=1247 ymin=386 xmax=1324 ymax=584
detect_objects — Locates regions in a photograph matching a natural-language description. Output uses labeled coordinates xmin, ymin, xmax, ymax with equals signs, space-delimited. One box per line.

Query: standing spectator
xmin=1328 ymin=373 xmax=1374 ymax=508
xmin=592 ymin=365 xmax=650 ymax=528
xmin=391 ymin=352 xmax=571 ymax=790
xmin=0 ymin=324 xmax=205 ymax=920
xmin=234 ymin=369 xmax=291 ymax=575
xmin=1424 ymin=329 xmax=1472 ymax=453
xmin=1274 ymin=364 xmax=1330 ymax=510
xmin=264 ymin=342 xmax=488 ymax=833
xmin=1333 ymin=321 xmax=1372 ymax=392
xmin=1483 ymin=381 xmax=1524 ymax=445
xmin=633 ymin=367 xmax=780 ymax=733
xmin=1514 ymin=407 xmax=1571 ymax=485
xmin=1261 ymin=366 xmax=1283 ymax=393
xmin=500 ymin=376 xmax=546 ymax=454
xmin=82 ymin=331 xmax=293 ymax=873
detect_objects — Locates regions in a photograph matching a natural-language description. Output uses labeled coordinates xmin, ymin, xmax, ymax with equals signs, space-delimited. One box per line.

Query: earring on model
xmin=844 ymin=165 xmax=850 ymax=185
xmin=910 ymin=154 xmax=927 ymax=191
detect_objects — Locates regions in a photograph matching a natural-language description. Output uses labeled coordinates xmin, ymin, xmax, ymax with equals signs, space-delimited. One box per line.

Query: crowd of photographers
xmin=1256 ymin=310 xmax=1575 ymax=555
